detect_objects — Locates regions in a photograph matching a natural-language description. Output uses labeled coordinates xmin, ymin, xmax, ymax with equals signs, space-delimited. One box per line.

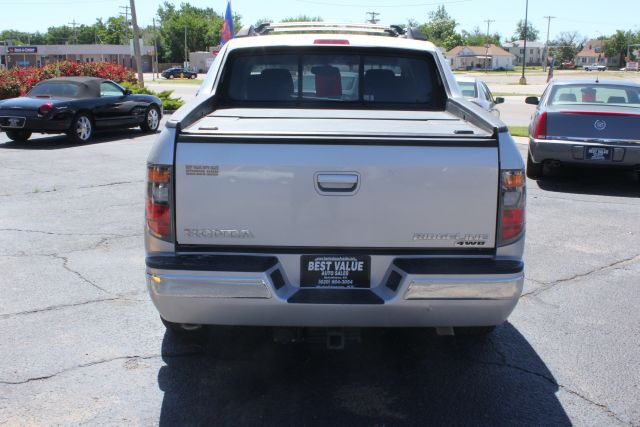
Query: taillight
xmin=499 ymin=170 xmax=526 ymax=245
xmin=533 ymin=112 xmax=547 ymax=139
xmin=146 ymin=164 xmax=173 ymax=241
xmin=38 ymin=102 xmax=54 ymax=116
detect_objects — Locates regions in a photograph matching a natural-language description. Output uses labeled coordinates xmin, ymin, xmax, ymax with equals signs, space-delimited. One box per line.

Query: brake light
xmin=38 ymin=102 xmax=53 ymax=116
xmin=499 ymin=170 xmax=526 ymax=245
xmin=146 ymin=164 xmax=173 ymax=241
xmin=533 ymin=112 xmax=547 ymax=139
xmin=314 ymin=39 xmax=350 ymax=45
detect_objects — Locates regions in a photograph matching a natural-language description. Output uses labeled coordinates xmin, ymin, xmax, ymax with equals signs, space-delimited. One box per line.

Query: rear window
xmin=457 ymin=81 xmax=477 ymax=98
xmin=28 ymin=82 xmax=81 ymax=98
xmin=225 ymin=49 xmax=445 ymax=109
xmin=549 ymin=84 xmax=640 ymax=107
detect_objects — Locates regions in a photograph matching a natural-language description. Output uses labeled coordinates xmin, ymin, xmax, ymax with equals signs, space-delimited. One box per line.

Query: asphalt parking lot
xmin=1 ymin=77 xmax=639 ymax=425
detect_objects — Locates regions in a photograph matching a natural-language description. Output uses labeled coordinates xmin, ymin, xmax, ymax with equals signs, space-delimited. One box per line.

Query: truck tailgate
xmin=175 ymin=109 xmax=499 ymax=249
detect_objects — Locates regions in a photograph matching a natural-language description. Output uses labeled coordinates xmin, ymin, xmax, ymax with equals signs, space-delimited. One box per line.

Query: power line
xmin=483 ymin=19 xmax=494 ymax=71
xmin=67 ymin=19 xmax=79 ymax=44
xmin=119 ymin=4 xmax=130 ymax=45
xmin=366 ymin=11 xmax=380 ymax=24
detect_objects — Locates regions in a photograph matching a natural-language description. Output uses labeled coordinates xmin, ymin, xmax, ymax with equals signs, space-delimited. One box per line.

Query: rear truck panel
xmin=174 ymin=108 xmax=499 ymax=250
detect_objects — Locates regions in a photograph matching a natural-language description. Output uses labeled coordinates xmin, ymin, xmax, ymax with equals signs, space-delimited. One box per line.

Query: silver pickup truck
xmin=145 ymin=23 xmax=526 ymax=339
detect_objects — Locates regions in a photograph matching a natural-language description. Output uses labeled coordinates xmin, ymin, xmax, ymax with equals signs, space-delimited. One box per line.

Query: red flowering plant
xmin=0 ymin=61 xmax=138 ymax=99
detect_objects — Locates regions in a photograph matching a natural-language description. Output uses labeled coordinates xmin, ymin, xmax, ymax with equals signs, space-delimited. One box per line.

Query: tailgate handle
xmin=316 ymin=173 xmax=359 ymax=193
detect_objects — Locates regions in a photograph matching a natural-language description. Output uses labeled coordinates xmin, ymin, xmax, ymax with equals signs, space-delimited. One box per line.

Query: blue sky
xmin=0 ymin=0 xmax=637 ymax=42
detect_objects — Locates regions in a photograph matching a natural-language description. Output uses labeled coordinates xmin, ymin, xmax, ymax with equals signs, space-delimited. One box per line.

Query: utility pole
xmin=153 ymin=18 xmax=159 ymax=80
xmin=366 ymin=12 xmax=380 ymax=24
xmin=483 ymin=19 xmax=494 ymax=72
xmin=68 ymin=20 xmax=79 ymax=44
xmin=129 ymin=0 xmax=144 ymax=87
xmin=119 ymin=5 xmax=130 ymax=45
xmin=519 ymin=0 xmax=529 ymax=85
xmin=542 ymin=15 xmax=555 ymax=71
xmin=184 ymin=25 xmax=188 ymax=67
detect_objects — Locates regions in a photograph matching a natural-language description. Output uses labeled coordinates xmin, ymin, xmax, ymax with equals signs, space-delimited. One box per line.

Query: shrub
xmin=120 ymin=82 xmax=185 ymax=110
xmin=0 ymin=61 xmax=138 ymax=99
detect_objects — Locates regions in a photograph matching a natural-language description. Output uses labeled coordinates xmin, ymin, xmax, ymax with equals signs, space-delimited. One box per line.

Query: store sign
xmin=8 ymin=46 xmax=37 ymax=54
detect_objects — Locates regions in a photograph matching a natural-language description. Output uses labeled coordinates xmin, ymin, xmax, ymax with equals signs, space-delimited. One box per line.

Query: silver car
xmin=525 ymin=79 xmax=640 ymax=179
xmin=456 ymin=76 xmax=504 ymax=117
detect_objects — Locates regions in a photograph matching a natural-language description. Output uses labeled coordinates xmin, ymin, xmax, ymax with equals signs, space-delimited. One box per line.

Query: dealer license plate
xmin=300 ymin=255 xmax=370 ymax=288
xmin=0 ymin=116 xmax=26 ymax=128
xmin=586 ymin=147 xmax=610 ymax=160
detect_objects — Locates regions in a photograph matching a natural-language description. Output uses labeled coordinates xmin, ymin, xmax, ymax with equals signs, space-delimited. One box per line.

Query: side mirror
xmin=124 ymin=89 xmax=133 ymax=96
xmin=495 ymin=97 xmax=505 ymax=104
xmin=525 ymin=96 xmax=539 ymax=105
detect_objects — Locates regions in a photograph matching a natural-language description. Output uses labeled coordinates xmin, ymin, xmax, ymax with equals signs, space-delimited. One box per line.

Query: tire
xmin=67 ymin=113 xmax=93 ymax=143
xmin=161 ymin=316 xmax=204 ymax=341
xmin=168 ymin=74 xmax=174 ymax=79
xmin=190 ymin=74 xmax=197 ymax=79
xmin=6 ymin=130 xmax=32 ymax=142
xmin=140 ymin=105 xmax=161 ymax=133
xmin=526 ymin=151 xmax=543 ymax=180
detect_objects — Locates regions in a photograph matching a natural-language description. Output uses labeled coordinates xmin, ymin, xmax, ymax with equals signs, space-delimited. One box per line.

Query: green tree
xmin=461 ymin=27 xmax=501 ymax=46
xmin=281 ymin=15 xmax=323 ymax=22
xmin=513 ymin=20 xmax=539 ymax=41
xmin=549 ymin=31 xmax=584 ymax=63
xmin=603 ymin=30 xmax=635 ymax=65
xmin=157 ymin=2 xmax=235 ymax=63
xmin=418 ymin=6 xmax=463 ymax=50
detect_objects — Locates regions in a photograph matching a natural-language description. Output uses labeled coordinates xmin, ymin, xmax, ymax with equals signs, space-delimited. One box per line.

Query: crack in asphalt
xmin=0 ymin=228 xmax=138 ymax=239
xmin=0 ymin=292 xmax=147 ymax=319
xmin=520 ymin=254 xmax=640 ymax=300
xmin=51 ymin=254 xmax=109 ymax=293
xmin=0 ymin=233 xmax=143 ymax=258
xmin=470 ymin=341 xmax=633 ymax=426
xmin=0 ymin=352 xmax=199 ymax=386
xmin=529 ymin=193 xmax=640 ymax=207
xmin=0 ymin=180 xmax=143 ymax=198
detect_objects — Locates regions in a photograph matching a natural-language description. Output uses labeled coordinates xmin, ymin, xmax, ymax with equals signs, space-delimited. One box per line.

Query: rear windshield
xmin=457 ymin=81 xmax=477 ymax=98
xmin=225 ymin=49 xmax=445 ymax=109
xmin=549 ymin=84 xmax=640 ymax=107
xmin=28 ymin=82 xmax=82 ymax=98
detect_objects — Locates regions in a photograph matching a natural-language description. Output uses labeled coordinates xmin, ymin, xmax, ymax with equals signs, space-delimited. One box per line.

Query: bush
xmin=0 ymin=61 xmax=137 ymax=99
xmin=120 ymin=82 xmax=185 ymax=111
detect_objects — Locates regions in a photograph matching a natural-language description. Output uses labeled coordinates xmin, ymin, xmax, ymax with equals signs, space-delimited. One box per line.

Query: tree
xmin=550 ymin=31 xmax=584 ymax=63
xmin=513 ymin=20 xmax=539 ymax=41
xmin=461 ymin=27 xmax=501 ymax=46
xmin=157 ymin=2 xmax=231 ymax=63
xmin=418 ymin=6 xmax=463 ymax=50
xmin=603 ymin=30 xmax=635 ymax=65
xmin=281 ymin=15 xmax=323 ymax=22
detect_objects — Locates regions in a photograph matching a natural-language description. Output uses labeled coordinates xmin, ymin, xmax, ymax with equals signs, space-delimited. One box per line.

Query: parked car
xmin=161 ymin=67 xmax=198 ymax=79
xmin=561 ymin=61 xmax=576 ymax=70
xmin=584 ymin=63 xmax=606 ymax=71
xmin=524 ymin=79 xmax=640 ymax=179
xmin=145 ymin=23 xmax=526 ymax=343
xmin=0 ymin=77 xmax=162 ymax=143
xmin=456 ymin=76 xmax=504 ymax=117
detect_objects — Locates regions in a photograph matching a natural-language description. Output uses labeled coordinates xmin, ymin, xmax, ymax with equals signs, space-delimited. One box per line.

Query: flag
xmin=220 ymin=1 xmax=234 ymax=45
xmin=547 ymin=57 xmax=554 ymax=82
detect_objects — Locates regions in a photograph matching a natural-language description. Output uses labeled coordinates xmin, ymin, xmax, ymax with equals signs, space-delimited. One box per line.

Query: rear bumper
xmin=0 ymin=116 xmax=71 ymax=133
xmin=146 ymin=254 xmax=524 ymax=327
xmin=529 ymin=138 xmax=640 ymax=167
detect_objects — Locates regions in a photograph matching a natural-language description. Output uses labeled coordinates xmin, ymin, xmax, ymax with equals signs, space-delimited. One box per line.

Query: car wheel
xmin=168 ymin=74 xmax=174 ymax=79
xmin=161 ymin=316 xmax=204 ymax=341
xmin=526 ymin=151 xmax=543 ymax=180
xmin=141 ymin=105 xmax=161 ymax=133
xmin=190 ymin=74 xmax=197 ymax=79
xmin=67 ymin=113 xmax=94 ymax=143
xmin=6 ymin=130 xmax=32 ymax=142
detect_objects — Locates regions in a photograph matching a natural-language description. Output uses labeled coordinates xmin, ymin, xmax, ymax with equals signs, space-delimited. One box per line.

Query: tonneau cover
xmin=182 ymin=108 xmax=494 ymax=138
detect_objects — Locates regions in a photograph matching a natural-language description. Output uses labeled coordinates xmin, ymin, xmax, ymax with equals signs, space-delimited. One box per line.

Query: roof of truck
xmin=225 ymin=33 xmax=439 ymax=53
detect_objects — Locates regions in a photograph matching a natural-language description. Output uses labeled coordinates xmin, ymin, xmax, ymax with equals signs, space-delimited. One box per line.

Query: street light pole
xmin=519 ymin=0 xmax=529 ymax=85
xmin=542 ymin=16 xmax=555 ymax=71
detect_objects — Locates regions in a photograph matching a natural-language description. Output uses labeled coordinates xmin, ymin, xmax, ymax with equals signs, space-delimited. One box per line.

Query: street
xmin=0 ymin=75 xmax=639 ymax=426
